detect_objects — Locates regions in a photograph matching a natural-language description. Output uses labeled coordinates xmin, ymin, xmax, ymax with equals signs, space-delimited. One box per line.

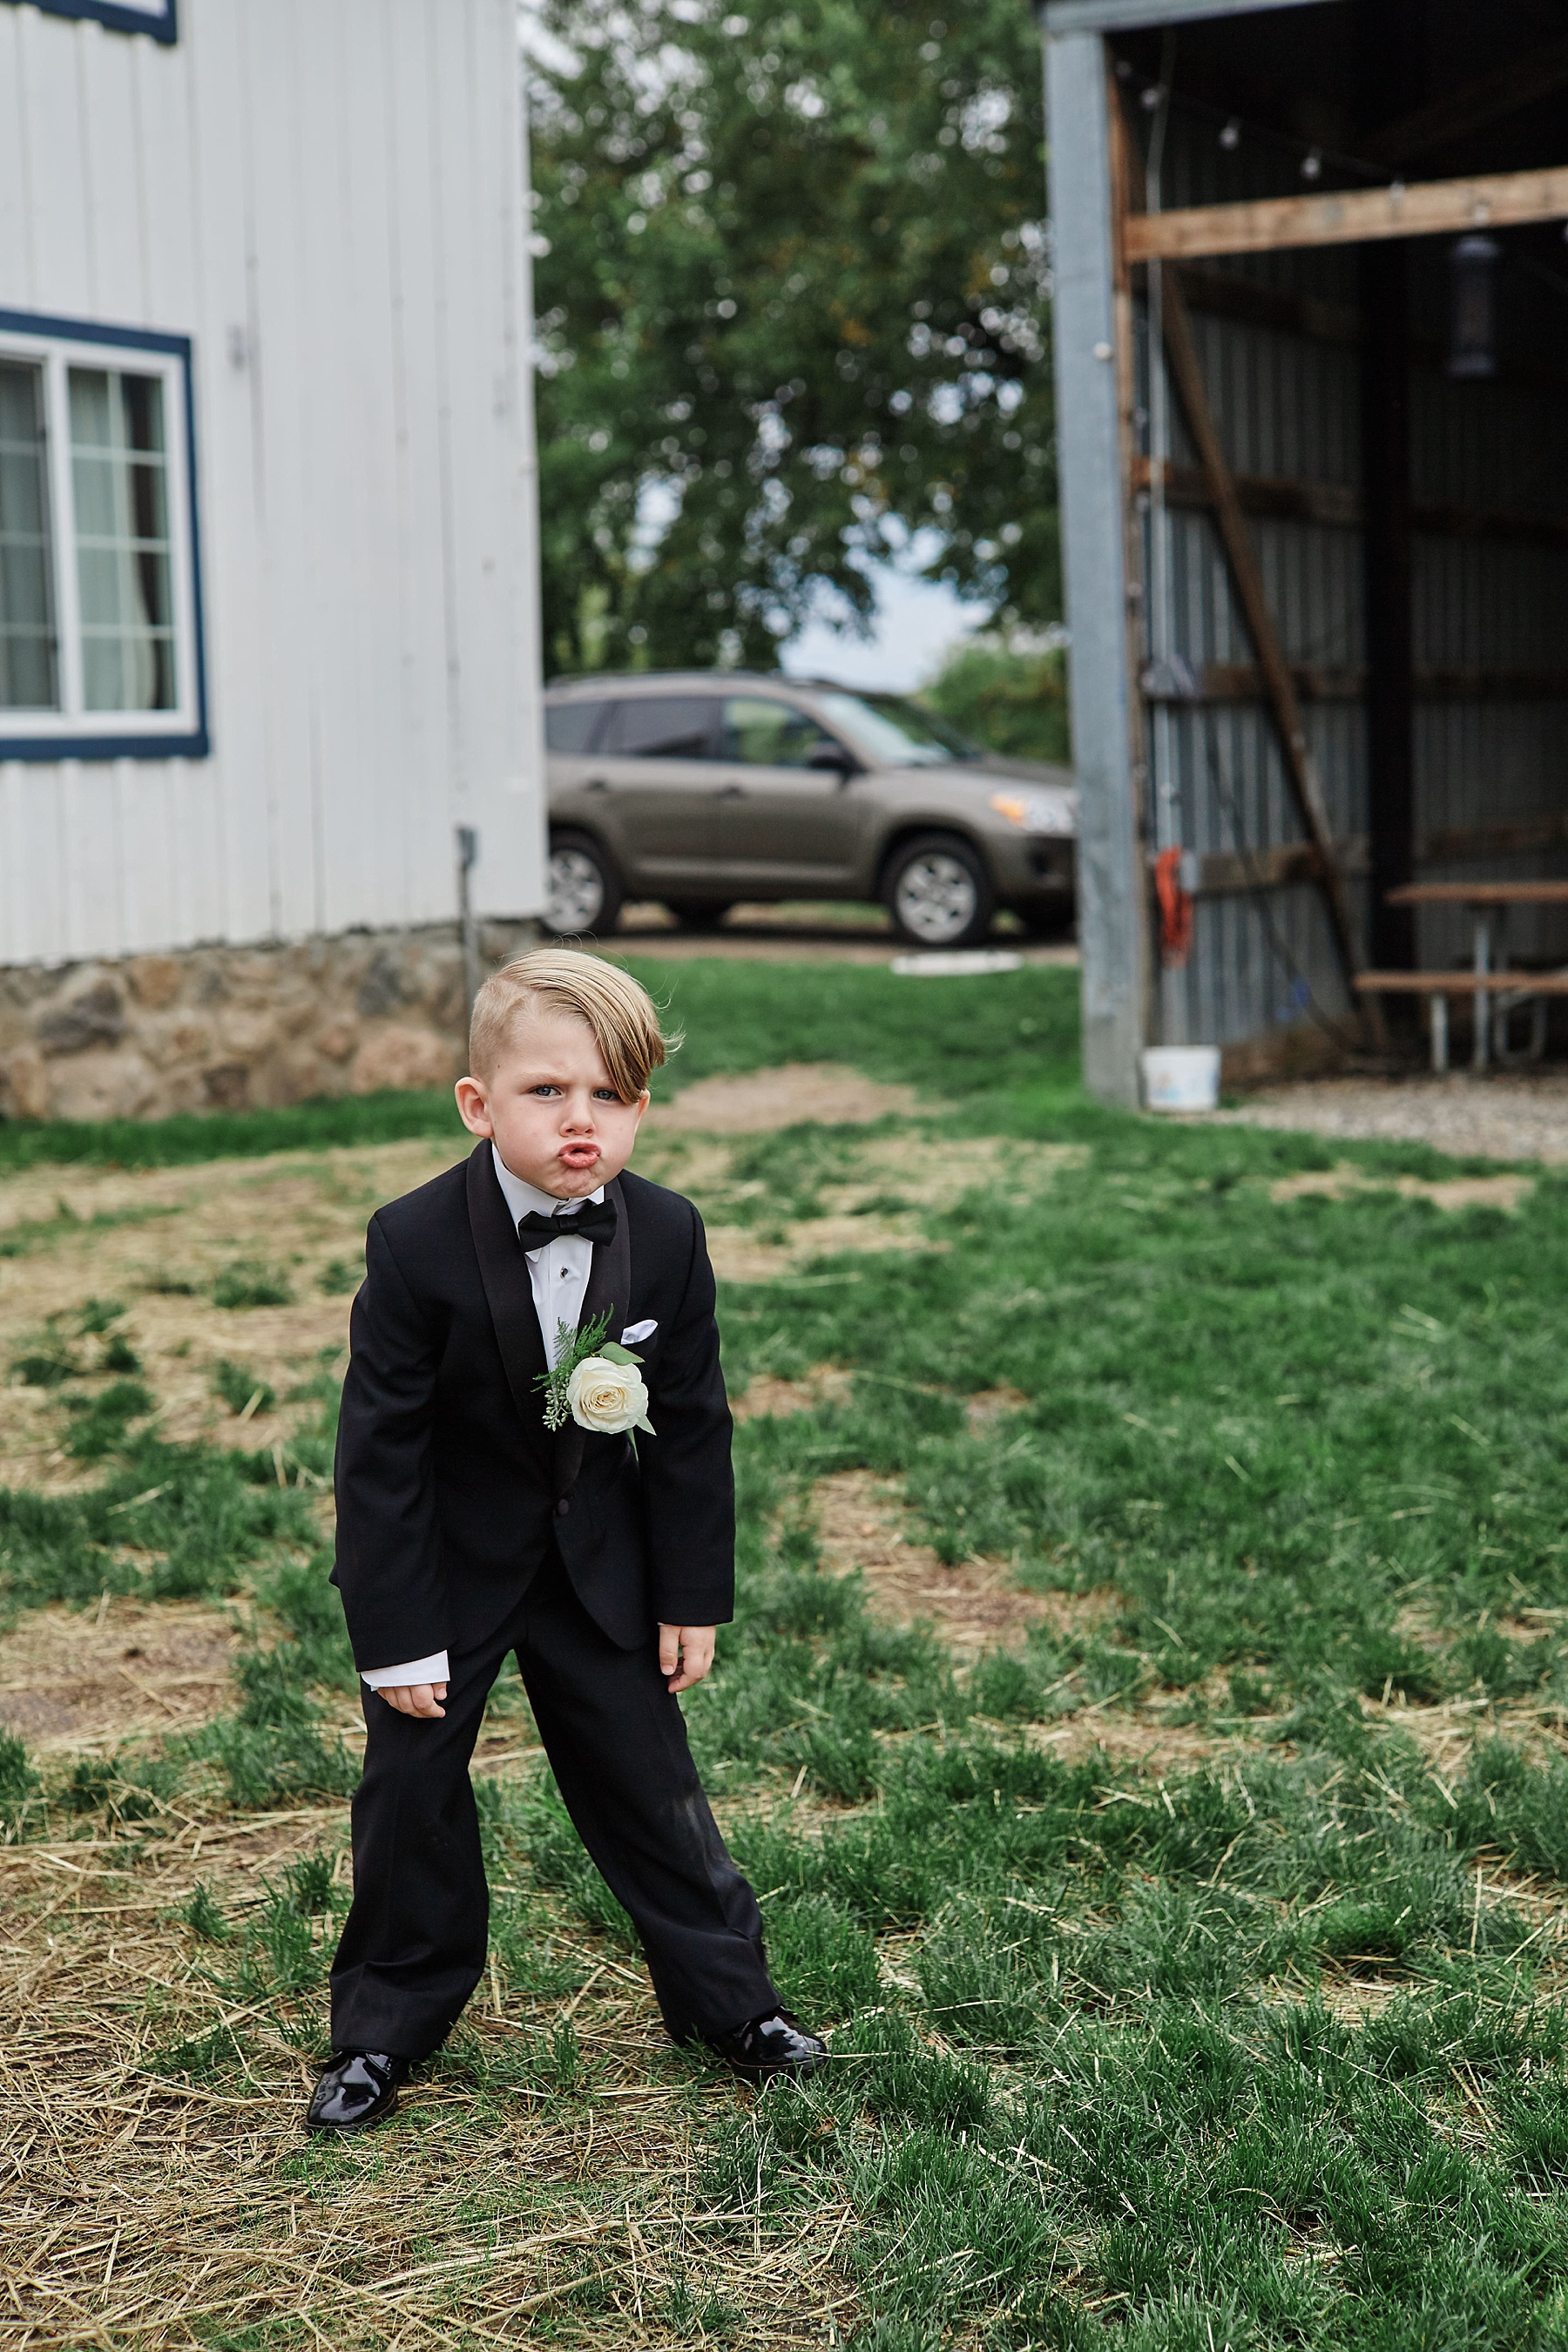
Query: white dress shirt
xmin=360 ymin=1146 xmax=605 ymax=1693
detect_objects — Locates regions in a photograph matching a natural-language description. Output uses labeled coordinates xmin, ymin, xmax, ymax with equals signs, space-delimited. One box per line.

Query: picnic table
xmin=1355 ymin=882 xmax=1568 ymax=1072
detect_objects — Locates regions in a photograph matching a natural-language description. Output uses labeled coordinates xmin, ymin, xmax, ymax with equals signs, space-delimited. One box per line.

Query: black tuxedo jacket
xmin=331 ymin=1144 xmax=735 ymax=1671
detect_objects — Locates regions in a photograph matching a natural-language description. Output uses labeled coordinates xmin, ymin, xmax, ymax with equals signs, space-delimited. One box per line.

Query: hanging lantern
xmin=1448 ymin=234 xmax=1501 ymax=380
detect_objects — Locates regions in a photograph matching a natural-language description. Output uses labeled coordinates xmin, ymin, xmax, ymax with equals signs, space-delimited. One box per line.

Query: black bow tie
xmin=516 ymin=1199 xmax=617 ymax=1251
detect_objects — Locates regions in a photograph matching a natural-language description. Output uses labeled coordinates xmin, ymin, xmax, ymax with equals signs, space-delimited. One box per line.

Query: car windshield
xmin=814 ymin=690 xmax=980 ymax=767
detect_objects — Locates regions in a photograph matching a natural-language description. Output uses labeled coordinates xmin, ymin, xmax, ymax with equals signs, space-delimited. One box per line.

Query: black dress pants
xmin=328 ymin=1549 xmax=778 ymax=2059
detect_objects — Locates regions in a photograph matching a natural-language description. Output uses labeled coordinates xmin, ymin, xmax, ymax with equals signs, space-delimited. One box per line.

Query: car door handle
xmin=583 ymin=776 xmax=611 ymax=794
xmin=717 ymin=783 xmax=747 ymax=800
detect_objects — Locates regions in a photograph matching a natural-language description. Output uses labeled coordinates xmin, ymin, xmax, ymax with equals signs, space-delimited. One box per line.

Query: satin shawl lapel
xmin=464 ymin=1142 xmax=550 ymax=1451
xmin=553 ymin=1174 xmax=632 ymax=1499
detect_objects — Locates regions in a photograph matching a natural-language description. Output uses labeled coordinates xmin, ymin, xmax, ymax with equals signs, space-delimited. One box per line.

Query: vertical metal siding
xmin=0 ymin=0 xmax=543 ymax=967
xmin=1136 ymin=113 xmax=1366 ymax=1054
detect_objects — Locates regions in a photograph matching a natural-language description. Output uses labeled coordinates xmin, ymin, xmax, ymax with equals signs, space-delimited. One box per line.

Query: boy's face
xmin=455 ymin=1009 xmax=649 ymax=1199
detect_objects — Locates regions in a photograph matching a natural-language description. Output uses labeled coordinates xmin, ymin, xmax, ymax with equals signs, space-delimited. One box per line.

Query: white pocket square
xmin=621 ymin=1319 xmax=658 ymax=1345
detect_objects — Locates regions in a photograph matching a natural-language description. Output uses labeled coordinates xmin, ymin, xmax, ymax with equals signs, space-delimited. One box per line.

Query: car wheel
xmin=664 ymin=900 xmax=733 ymax=932
xmin=882 ymin=833 xmax=995 ymax=950
xmin=545 ymin=833 xmax=623 ymax=937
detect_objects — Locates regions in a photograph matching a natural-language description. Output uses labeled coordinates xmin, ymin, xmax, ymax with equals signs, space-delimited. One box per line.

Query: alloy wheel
xmin=546 ymin=846 xmax=606 ymax=935
xmin=893 ymin=850 xmax=980 ymax=946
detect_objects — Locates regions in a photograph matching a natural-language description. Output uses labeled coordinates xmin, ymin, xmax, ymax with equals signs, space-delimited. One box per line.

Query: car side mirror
xmin=808 ymin=741 xmax=857 ymax=780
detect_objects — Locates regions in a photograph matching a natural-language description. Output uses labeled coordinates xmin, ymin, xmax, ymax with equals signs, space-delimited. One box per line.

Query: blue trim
xmin=3 ymin=0 xmax=178 ymax=42
xmin=0 ymin=307 xmax=209 ymax=764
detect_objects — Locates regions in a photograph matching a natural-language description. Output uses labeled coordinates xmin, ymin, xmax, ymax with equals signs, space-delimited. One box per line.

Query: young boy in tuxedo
xmin=307 ymin=950 xmax=825 ymax=2132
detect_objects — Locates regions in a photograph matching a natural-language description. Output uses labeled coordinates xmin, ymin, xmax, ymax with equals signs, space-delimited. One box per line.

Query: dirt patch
xmin=0 ymin=1136 xmax=464 ymax=1487
xmin=706 ymin=1215 xmax=945 ymax=1283
xmin=1269 ymin=1161 xmax=1532 ymax=1212
xmin=0 ymin=1595 xmax=241 ymax=1753
xmin=812 ymin=1469 xmax=1067 ymax=1657
xmin=732 ymin=1366 xmax=855 ymax=1423
xmin=966 ymin=1385 xmax=1030 ymax=1430
xmin=650 ymin=1062 xmax=925 ymax=1132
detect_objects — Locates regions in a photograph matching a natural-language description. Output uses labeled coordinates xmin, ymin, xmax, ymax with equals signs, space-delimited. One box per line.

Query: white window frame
xmin=0 ymin=310 xmax=207 ymax=760
xmin=5 ymin=1 xmax=178 ymax=43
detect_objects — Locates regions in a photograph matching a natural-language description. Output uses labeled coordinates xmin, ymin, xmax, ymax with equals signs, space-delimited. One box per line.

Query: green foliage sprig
xmin=533 ymin=1312 xmax=647 ymax=1432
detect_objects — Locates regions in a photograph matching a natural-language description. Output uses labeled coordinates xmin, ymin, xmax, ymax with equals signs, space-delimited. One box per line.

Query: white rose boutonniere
xmin=536 ymin=1311 xmax=655 ymax=1436
xmin=565 ymin=1353 xmax=654 ymax=1436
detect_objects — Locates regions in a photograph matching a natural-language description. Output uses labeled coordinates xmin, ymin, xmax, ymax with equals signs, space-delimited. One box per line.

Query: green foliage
xmin=63 ymin=1378 xmax=155 ymax=1460
xmin=64 ymin=1749 xmax=180 ymax=1823
xmin=185 ymin=1881 xmax=231 ymax=1943
xmin=921 ymin=631 xmax=1071 ymax=765
xmin=212 ymin=1261 xmax=293 ymax=1310
xmin=0 ymin=1438 xmax=317 ymax=1620
xmin=212 ymin=1359 xmax=276 ymax=1417
xmin=0 ymin=1727 xmax=40 ymax=1834
xmin=629 ymin=956 xmax=1084 ymax=1113
xmin=316 ymin=1256 xmax=363 ymax=1296
xmin=530 ymin=0 xmax=1056 ymax=673
xmin=76 ymin=1295 xmax=127 ymax=1336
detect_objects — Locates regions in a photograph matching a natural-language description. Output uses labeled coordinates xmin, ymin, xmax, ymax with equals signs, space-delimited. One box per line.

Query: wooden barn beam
xmin=1125 ymin=165 xmax=1568 ymax=262
xmin=1157 ymin=273 xmax=1372 ymax=1026
xmin=1130 ymin=455 xmax=1568 ymax=547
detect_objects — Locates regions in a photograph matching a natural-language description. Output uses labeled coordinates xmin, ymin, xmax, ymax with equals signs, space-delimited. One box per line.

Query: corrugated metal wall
xmin=0 ymin=0 xmax=544 ymax=968
xmin=1133 ymin=103 xmax=1568 ymax=1054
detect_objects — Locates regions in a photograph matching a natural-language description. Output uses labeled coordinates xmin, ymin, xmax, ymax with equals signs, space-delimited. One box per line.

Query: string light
xmin=1301 ymin=147 xmax=1322 ymax=182
xmin=1220 ymin=118 xmax=1240 ymax=151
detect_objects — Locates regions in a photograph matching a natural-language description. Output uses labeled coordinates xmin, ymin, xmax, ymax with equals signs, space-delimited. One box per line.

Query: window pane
xmin=0 ymin=360 xmax=57 ymax=710
xmin=544 ymin=698 xmax=609 ymax=754
xmin=722 ymin=696 xmax=834 ymax=767
xmin=600 ymin=696 xmax=719 ymax=759
xmin=817 ymin=690 xmax=977 ymax=767
xmin=69 ymin=366 xmax=176 ymax=712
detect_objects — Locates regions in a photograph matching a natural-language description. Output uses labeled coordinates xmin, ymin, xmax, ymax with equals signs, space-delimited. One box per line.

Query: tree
xmin=922 ymin=634 xmax=1071 ymax=767
xmin=527 ymin=2 xmax=1057 ymax=676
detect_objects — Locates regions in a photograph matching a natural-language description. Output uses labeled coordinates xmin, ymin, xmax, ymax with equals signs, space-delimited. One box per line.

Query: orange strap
xmin=1154 ymin=847 xmax=1193 ymax=967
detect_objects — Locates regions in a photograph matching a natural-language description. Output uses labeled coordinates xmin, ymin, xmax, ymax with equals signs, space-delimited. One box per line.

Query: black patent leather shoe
xmin=705 ymin=2010 xmax=828 ymax=2085
xmin=305 ymin=2049 xmax=409 ymax=2133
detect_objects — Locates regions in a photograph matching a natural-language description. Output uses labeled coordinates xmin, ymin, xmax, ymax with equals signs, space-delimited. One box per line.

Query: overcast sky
xmin=780 ymin=544 xmax=989 ymax=694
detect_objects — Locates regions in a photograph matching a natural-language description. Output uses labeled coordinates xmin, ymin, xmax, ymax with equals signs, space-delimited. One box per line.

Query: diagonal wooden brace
xmin=1156 ymin=272 xmax=1378 ymax=1044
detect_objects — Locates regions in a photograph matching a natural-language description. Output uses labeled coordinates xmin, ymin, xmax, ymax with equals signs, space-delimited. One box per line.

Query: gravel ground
xmin=614 ymin=902 xmax=1079 ymax=966
xmin=1214 ymin=1072 xmax=1568 ymax=1164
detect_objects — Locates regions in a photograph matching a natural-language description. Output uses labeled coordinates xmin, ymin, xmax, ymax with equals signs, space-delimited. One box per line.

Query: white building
xmin=0 ymin=0 xmax=544 ymax=1120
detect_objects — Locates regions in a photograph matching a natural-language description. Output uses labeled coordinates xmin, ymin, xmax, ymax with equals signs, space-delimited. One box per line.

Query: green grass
xmin=0 ymin=960 xmax=1087 ymax=1173
xmin=9 ymin=957 xmax=1568 ymax=2345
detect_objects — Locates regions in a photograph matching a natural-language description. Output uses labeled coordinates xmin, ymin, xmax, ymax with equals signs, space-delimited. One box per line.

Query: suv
xmin=543 ymin=672 xmax=1076 ymax=949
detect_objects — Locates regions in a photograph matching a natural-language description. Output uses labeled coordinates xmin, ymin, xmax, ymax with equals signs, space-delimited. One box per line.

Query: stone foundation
xmin=0 ymin=921 xmax=538 ymax=1124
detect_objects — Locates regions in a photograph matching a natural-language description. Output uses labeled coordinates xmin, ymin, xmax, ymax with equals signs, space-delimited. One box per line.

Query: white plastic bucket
xmin=1141 ymin=1045 xmax=1220 ymax=1113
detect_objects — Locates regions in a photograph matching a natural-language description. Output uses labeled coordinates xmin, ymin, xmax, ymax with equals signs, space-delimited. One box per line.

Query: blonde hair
xmin=468 ymin=949 xmax=674 ymax=1101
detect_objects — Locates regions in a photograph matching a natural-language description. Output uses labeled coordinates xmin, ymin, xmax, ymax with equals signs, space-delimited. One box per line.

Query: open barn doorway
xmin=1044 ymin=0 xmax=1568 ymax=1105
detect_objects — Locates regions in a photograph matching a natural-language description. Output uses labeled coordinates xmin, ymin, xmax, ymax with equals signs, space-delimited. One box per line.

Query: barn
xmin=0 ymin=0 xmax=545 ymax=1122
xmin=1044 ymin=0 xmax=1568 ymax=1105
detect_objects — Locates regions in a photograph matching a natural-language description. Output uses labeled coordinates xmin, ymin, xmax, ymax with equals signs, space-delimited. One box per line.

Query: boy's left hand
xmin=659 ymin=1625 xmax=715 ymax=1693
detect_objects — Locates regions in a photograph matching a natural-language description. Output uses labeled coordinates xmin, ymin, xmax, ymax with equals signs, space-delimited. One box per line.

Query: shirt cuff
xmin=362 ymin=1650 xmax=450 ymax=1690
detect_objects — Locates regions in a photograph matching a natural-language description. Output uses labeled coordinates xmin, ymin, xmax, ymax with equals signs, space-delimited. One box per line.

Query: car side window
xmin=722 ymin=696 xmax=838 ymax=767
xmin=600 ymin=696 xmax=721 ymax=759
xmin=544 ymin=700 xmax=610 ymax=754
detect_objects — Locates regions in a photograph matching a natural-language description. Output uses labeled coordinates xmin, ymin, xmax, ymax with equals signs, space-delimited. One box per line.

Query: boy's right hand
xmin=378 ymin=1681 xmax=448 ymax=1719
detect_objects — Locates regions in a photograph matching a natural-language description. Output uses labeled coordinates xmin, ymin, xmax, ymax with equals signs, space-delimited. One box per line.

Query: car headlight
xmin=990 ymin=789 xmax=1075 ymax=836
